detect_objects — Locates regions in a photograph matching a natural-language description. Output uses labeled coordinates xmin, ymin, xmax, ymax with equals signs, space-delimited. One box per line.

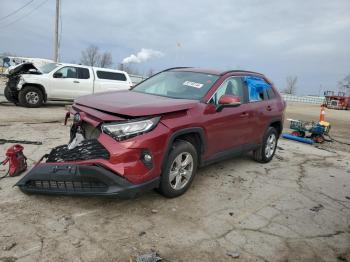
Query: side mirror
xmin=217 ymin=95 xmax=241 ymax=112
xmin=53 ymin=72 xmax=63 ymax=78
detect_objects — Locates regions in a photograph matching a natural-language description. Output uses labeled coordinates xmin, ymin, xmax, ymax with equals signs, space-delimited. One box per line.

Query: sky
xmin=1 ymin=0 xmax=349 ymax=95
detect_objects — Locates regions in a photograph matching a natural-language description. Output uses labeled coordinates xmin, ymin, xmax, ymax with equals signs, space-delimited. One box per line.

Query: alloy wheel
xmin=25 ymin=91 xmax=39 ymax=105
xmin=265 ymin=133 xmax=276 ymax=158
xmin=169 ymin=152 xmax=194 ymax=190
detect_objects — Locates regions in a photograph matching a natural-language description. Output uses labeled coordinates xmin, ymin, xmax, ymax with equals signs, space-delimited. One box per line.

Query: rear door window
xmin=266 ymin=86 xmax=276 ymax=99
xmin=244 ymin=76 xmax=271 ymax=102
xmin=96 ymin=71 xmax=127 ymax=81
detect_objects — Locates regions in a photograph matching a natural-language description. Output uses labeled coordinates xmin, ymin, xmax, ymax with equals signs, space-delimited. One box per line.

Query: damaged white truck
xmin=4 ymin=62 xmax=133 ymax=107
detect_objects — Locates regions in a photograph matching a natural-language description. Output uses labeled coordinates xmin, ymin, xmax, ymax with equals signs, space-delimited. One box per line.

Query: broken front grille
xmin=26 ymin=180 xmax=108 ymax=193
xmin=46 ymin=139 xmax=110 ymax=163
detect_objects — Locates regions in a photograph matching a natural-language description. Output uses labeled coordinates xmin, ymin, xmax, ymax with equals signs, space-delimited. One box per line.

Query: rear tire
xmin=253 ymin=127 xmax=278 ymax=163
xmin=18 ymin=86 xmax=44 ymax=108
xmin=158 ymin=140 xmax=198 ymax=198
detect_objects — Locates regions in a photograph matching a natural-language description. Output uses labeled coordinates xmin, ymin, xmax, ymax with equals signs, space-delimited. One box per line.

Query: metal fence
xmin=282 ymin=94 xmax=325 ymax=105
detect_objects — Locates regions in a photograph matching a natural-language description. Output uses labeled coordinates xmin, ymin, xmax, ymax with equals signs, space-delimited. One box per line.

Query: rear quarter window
xmin=97 ymin=71 xmax=127 ymax=81
xmin=266 ymin=86 xmax=276 ymax=99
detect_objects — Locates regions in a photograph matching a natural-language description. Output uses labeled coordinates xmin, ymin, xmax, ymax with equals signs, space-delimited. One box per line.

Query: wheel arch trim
xmin=267 ymin=118 xmax=283 ymax=136
xmin=21 ymin=83 xmax=47 ymax=102
xmin=162 ymin=127 xmax=207 ymax=169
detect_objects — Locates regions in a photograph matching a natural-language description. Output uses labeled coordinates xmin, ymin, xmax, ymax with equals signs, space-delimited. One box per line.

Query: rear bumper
xmin=15 ymin=163 xmax=160 ymax=198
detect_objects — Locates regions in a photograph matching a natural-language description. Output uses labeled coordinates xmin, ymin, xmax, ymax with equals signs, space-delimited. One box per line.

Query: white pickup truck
xmin=4 ymin=62 xmax=133 ymax=107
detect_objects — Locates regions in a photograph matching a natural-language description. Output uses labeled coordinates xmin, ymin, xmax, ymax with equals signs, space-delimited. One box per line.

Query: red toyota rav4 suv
xmin=16 ymin=67 xmax=286 ymax=198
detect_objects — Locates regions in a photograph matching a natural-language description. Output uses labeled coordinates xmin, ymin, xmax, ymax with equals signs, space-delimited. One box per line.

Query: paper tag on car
xmin=183 ymin=81 xmax=203 ymax=88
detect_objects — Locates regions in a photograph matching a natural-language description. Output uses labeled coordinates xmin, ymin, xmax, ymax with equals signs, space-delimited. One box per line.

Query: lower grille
xmin=26 ymin=180 xmax=108 ymax=193
xmin=46 ymin=139 xmax=110 ymax=162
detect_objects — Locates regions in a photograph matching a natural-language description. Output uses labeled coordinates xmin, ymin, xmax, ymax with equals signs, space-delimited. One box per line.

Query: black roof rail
xmin=220 ymin=70 xmax=264 ymax=76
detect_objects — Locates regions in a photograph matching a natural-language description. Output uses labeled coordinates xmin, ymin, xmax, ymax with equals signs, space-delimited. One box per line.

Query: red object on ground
xmin=291 ymin=131 xmax=303 ymax=137
xmin=313 ymin=136 xmax=325 ymax=143
xmin=1 ymin=144 xmax=27 ymax=177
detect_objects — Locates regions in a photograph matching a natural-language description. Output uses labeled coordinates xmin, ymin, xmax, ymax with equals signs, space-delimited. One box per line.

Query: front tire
xmin=4 ymin=86 xmax=16 ymax=103
xmin=18 ymin=86 xmax=44 ymax=108
xmin=158 ymin=140 xmax=198 ymax=198
xmin=252 ymin=127 xmax=278 ymax=163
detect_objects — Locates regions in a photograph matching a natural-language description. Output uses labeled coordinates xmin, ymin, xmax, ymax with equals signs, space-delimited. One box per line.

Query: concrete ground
xmin=0 ymin=94 xmax=349 ymax=262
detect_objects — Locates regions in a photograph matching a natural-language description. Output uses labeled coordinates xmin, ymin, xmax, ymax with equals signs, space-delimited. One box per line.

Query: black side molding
xmin=15 ymin=164 xmax=159 ymax=198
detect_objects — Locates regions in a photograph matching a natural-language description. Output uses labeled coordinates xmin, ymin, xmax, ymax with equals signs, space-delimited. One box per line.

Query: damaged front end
xmin=4 ymin=62 xmax=41 ymax=103
xmin=15 ymin=106 xmax=161 ymax=197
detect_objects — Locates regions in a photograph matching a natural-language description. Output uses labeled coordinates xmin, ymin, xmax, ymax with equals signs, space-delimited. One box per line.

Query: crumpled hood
xmin=8 ymin=62 xmax=40 ymax=75
xmin=75 ymin=90 xmax=198 ymax=117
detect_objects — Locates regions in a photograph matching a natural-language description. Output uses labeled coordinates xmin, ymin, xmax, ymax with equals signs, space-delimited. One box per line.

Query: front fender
xmin=20 ymin=83 xmax=48 ymax=101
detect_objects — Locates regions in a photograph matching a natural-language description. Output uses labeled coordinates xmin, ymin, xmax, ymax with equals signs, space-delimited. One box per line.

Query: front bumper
xmin=15 ymin=163 xmax=160 ymax=198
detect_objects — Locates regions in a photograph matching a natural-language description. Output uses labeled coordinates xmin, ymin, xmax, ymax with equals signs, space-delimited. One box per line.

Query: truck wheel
xmin=18 ymin=86 xmax=44 ymax=108
xmin=4 ymin=86 xmax=16 ymax=103
xmin=252 ymin=126 xmax=278 ymax=163
xmin=158 ymin=140 xmax=198 ymax=198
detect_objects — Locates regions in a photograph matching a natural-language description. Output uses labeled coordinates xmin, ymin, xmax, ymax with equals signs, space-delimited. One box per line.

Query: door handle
xmin=73 ymin=80 xmax=80 ymax=83
xmin=266 ymin=105 xmax=272 ymax=111
xmin=240 ymin=112 xmax=249 ymax=117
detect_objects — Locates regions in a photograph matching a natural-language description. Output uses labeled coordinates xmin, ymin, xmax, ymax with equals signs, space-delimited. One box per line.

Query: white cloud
xmin=122 ymin=48 xmax=164 ymax=64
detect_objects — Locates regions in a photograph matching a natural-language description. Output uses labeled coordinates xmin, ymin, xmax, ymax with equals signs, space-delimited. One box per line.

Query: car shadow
xmin=0 ymin=100 xmax=72 ymax=108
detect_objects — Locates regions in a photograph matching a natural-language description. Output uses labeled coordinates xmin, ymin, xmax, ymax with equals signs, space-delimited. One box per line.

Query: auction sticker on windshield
xmin=183 ymin=81 xmax=203 ymax=88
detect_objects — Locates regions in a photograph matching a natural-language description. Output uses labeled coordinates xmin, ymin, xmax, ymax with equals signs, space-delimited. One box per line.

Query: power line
xmin=0 ymin=0 xmax=34 ymax=21
xmin=0 ymin=0 xmax=50 ymax=29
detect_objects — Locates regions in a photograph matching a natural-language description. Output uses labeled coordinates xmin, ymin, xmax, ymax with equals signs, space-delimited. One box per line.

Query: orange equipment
xmin=320 ymin=105 xmax=326 ymax=122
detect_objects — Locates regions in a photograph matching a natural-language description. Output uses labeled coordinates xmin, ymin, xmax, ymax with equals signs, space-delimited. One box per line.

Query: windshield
xmin=132 ymin=71 xmax=219 ymax=100
xmin=39 ymin=63 xmax=59 ymax=74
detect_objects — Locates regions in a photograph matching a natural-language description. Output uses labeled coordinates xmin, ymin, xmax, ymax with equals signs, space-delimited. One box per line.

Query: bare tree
xmin=118 ymin=63 xmax=140 ymax=75
xmin=80 ymin=45 xmax=101 ymax=66
xmin=283 ymin=76 xmax=298 ymax=95
xmin=100 ymin=52 xmax=113 ymax=68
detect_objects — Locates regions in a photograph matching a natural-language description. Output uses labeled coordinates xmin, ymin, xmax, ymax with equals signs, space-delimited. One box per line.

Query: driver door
xmin=49 ymin=66 xmax=92 ymax=99
xmin=204 ymin=76 xmax=254 ymax=157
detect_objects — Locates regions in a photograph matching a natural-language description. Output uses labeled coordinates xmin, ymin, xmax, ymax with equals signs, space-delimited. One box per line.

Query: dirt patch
xmin=0 ymin=100 xmax=349 ymax=261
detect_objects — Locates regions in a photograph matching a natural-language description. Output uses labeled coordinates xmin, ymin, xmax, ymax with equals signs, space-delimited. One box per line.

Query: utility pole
xmin=53 ymin=0 xmax=60 ymax=62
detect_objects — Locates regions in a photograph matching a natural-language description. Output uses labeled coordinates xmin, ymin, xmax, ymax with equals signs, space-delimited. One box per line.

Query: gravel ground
xmin=0 ymin=95 xmax=349 ymax=262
